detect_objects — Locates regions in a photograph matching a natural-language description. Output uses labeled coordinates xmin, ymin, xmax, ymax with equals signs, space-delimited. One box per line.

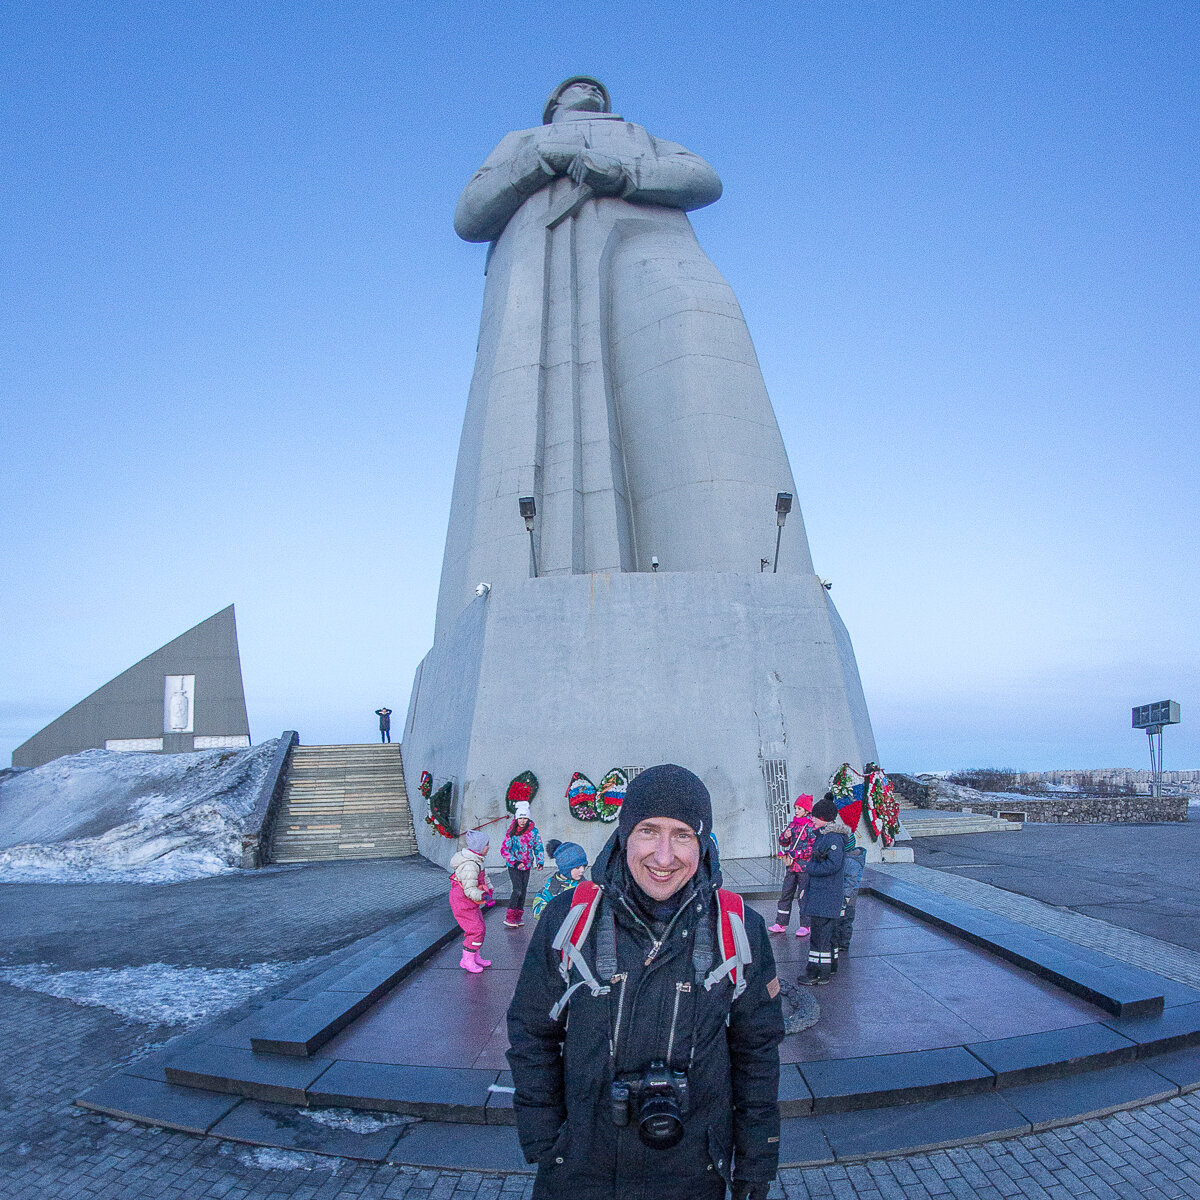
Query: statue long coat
xmin=436 ymin=110 xmax=812 ymax=636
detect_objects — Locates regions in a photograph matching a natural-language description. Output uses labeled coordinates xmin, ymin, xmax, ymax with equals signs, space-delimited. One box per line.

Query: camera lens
xmin=637 ymin=1095 xmax=684 ymax=1149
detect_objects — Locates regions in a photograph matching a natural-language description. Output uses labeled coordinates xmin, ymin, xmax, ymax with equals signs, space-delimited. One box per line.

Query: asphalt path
xmin=0 ymin=856 xmax=448 ymax=971
xmin=912 ymin=809 xmax=1200 ymax=952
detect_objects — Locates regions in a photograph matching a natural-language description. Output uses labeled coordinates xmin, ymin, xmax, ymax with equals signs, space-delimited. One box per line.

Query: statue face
xmin=552 ymin=80 xmax=606 ymax=119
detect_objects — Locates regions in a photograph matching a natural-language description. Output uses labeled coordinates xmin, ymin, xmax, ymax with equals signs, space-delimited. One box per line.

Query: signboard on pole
xmin=1132 ymin=701 xmax=1180 ymax=730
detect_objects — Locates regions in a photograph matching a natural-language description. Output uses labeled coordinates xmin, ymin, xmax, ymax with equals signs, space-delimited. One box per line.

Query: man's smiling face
xmin=626 ymin=816 xmax=700 ymax=901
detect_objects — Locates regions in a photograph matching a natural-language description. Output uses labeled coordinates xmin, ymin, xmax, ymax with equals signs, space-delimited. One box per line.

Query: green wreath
xmin=425 ymin=781 xmax=457 ymax=838
xmin=830 ymin=763 xmax=855 ymax=800
xmin=506 ymin=770 xmax=539 ymax=815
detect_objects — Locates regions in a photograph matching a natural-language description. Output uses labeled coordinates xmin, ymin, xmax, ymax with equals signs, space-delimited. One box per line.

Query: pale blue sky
xmin=2 ymin=1 xmax=1196 ymax=772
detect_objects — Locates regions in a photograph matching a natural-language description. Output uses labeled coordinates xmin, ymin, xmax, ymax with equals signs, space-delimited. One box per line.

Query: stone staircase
xmin=899 ymin=809 xmax=1023 ymax=837
xmin=268 ymin=744 xmax=417 ymax=863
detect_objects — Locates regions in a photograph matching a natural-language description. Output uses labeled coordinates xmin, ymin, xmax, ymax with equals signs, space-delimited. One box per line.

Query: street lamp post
xmin=773 ymin=492 xmax=793 ymax=573
xmin=519 ymin=496 xmax=538 ymax=578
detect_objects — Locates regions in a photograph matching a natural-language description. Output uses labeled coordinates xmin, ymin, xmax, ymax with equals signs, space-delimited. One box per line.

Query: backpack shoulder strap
xmin=703 ymin=888 xmax=753 ymax=1000
xmin=548 ymin=881 xmax=610 ymax=1020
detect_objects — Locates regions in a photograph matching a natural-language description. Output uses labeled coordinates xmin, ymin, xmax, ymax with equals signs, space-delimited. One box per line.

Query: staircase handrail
xmin=240 ymin=731 xmax=299 ymax=868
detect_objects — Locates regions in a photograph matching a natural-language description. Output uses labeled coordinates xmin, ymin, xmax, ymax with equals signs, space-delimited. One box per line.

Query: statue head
xmin=543 ymin=76 xmax=610 ymax=124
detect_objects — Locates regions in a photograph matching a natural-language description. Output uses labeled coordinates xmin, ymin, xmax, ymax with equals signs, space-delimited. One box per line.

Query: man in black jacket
xmin=374 ymin=707 xmax=392 ymax=743
xmin=507 ymin=764 xmax=784 ymax=1200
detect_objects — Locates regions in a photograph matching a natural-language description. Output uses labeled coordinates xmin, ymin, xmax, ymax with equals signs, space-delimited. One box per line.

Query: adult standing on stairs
xmin=374 ymin=706 xmax=392 ymax=743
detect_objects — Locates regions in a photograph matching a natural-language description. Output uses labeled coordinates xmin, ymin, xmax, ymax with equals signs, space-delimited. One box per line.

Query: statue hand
xmin=567 ymin=151 xmax=627 ymax=194
xmin=537 ymin=140 xmax=581 ymax=174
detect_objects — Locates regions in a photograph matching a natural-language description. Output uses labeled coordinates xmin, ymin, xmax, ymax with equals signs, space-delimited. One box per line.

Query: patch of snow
xmin=0 ymin=959 xmax=314 ymax=1025
xmin=296 ymin=1107 xmax=417 ymax=1135
xmin=0 ymin=740 xmax=279 ymax=883
xmin=220 ymin=1144 xmax=343 ymax=1173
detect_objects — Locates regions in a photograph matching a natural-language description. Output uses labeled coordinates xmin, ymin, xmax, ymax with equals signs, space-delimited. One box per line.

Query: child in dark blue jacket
xmin=798 ymin=793 xmax=852 ymax=985
xmin=834 ymin=836 xmax=867 ymax=968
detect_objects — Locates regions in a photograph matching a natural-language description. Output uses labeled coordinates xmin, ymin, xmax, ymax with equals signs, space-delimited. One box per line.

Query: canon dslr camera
xmin=610 ymin=1061 xmax=689 ymax=1149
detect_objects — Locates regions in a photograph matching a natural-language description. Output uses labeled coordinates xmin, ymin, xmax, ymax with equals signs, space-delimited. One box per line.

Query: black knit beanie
xmin=617 ymin=764 xmax=713 ymax=840
xmin=812 ymin=794 xmax=838 ymax=822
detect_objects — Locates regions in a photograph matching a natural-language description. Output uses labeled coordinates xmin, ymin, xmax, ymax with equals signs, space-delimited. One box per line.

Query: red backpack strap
xmin=564 ymin=881 xmax=601 ymax=948
xmin=704 ymin=888 xmax=753 ymax=1000
xmin=547 ymin=881 xmax=609 ymax=1021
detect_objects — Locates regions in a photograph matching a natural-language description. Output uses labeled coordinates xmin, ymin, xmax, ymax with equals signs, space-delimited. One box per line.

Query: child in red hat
xmin=769 ymin=793 xmax=815 ymax=936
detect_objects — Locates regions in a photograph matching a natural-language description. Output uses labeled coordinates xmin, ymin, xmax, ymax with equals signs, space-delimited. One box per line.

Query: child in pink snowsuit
xmin=449 ymin=828 xmax=494 ymax=973
xmin=769 ymin=794 xmax=816 ymax=937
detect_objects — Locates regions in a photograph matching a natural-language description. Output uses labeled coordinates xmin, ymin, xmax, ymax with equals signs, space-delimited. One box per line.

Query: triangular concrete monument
xmin=12 ymin=605 xmax=251 ymax=769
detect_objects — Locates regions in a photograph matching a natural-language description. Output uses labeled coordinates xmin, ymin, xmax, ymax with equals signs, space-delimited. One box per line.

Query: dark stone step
xmin=164 ymin=1043 xmax=335 ymax=1104
xmin=209 ymin=1097 xmax=413 ymax=1162
xmin=965 ymin=1023 xmax=1137 ymax=1086
xmin=76 ymin=1072 xmax=242 ymax=1134
xmin=798 ymin=1046 xmax=994 ymax=1114
xmin=306 ymin=1060 xmax=500 ymax=1124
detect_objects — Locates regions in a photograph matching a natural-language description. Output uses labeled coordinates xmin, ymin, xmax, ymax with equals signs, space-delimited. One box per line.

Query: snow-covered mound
xmin=913 ymin=775 xmax=1031 ymax=808
xmin=0 ymin=740 xmax=280 ymax=883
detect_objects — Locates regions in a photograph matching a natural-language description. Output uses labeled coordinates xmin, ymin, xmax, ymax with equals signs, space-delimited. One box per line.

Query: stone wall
xmin=891 ymin=774 xmax=1188 ymax=824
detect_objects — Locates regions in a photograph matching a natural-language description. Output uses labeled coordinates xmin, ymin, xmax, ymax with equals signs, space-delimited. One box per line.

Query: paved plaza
xmin=912 ymin=813 xmax=1200 ymax=952
xmin=5 ymin=846 xmax=1200 ymax=1197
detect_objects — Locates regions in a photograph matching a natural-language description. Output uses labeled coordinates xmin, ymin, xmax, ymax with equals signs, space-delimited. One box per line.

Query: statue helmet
xmin=543 ymin=76 xmax=611 ymax=124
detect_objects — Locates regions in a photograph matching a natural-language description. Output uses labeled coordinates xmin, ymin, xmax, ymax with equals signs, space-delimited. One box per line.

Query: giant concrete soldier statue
xmin=436 ymin=76 xmax=812 ymax=634
xmin=405 ymin=78 xmax=880 ymax=868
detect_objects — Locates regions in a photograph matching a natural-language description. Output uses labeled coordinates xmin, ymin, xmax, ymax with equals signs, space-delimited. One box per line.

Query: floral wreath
xmin=506 ymin=771 xmax=539 ymax=816
xmin=862 ymin=763 xmax=901 ymax=848
xmin=566 ymin=768 xmax=627 ymax=822
xmin=425 ymin=780 xmax=457 ymax=838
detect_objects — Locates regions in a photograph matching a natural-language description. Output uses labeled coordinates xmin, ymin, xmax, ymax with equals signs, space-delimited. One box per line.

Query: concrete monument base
xmin=403 ymin=570 xmax=878 ymax=868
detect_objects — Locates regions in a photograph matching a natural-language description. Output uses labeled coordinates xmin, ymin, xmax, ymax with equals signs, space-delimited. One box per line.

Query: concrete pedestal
xmin=402 ymin=570 xmax=878 ymax=868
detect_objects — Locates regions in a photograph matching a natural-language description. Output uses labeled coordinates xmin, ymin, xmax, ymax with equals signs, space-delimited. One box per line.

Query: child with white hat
xmin=500 ymin=800 xmax=545 ymax=927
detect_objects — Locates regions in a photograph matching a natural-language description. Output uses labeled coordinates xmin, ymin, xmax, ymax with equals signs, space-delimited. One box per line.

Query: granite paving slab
xmin=1099 ymin=1000 xmax=1200 ymax=1054
xmin=965 ymin=1023 xmax=1137 ymax=1086
xmin=208 ymin=1097 xmax=410 ymax=1161
xmin=485 ymin=1069 xmax=516 ymax=1124
xmin=1001 ymin=1061 xmax=1179 ymax=1130
xmin=1157 ymin=979 xmax=1200 ymax=1008
xmin=250 ymin=989 xmax=375 ymax=1055
xmin=322 ymin=963 xmax=516 ymax=1069
xmin=799 ymin=1046 xmax=995 ymax=1113
xmin=1141 ymin=1045 xmax=1200 ymax=1092
xmin=863 ymin=874 xmax=1166 ymax=1018
xmin=324 ymin=955 xmax=413 ymax=995
xmin=207 ymin=998 xmax=306 ymax=1049
xmin=165 ymin=1043 xmax=335 ymax=1104
xmin=884 ymin=943 xmax=1104 ymax=1041
xmin=306 ymin=1058 xmax=499 ymax=1122
xmin=780 ymin=958 xmax=986 ymax=1063
xmin=76 ymin=1072 xmax=243 ymax=1134
xmin=394 ymin=1119 xmax=530 ymax=1171
xmin=875 ymin=857 xmax=1200 ymax=985
xmin=777 ymin=1065 xmax=814 ymax=1116
xmin=775 ymin=1115 xmax=836 ymax=1167
xmin=816 ymin=1091 xmax=1031 ymax=1160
